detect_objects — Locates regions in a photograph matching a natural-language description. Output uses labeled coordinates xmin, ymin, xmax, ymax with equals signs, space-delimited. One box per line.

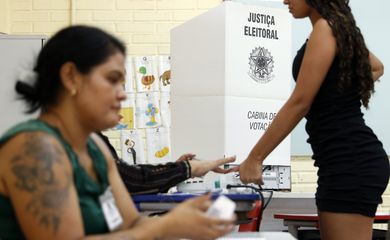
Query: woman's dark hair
xmin=16 ymin=25 xmax=126 ymax=113
xmin=306 ymin=0 xmax=374 ymax=108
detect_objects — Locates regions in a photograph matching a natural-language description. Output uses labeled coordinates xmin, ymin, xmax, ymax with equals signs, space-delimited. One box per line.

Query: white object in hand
xmin=206 ymin=195 xmax=236 ymax=219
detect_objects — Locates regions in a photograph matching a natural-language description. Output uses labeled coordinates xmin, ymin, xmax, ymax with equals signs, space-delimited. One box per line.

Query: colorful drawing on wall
xmin=137 ymin=65 xmax=155 ymax=91
xmin=135 ymin=92 xmax=161 ymax=128
xmin=112 ymin=122 xmax=127 ymax=130
xmin=120 ymin=130 xmax=146 ymax=164
xmin=124 ymin=138 xmax=137 ymax=164
xmin=159 ymin=70 xmax=171 ymax=86
xmin=141 ymin=75 xmax=155 ymax=90
xmin=134 ymin=56 xmax=159 ymax=92
xmin=119 ymin=107 xmax=135 ymax=129
xmin=158 ymin=55 xmax=171 ymax=92
xmin=145 ymin=103 xmax=159 ymax=126
xmin=139 ymin=66 xmax=146 ymax=75
xmin=155 ymin=146 xmax=170 ymax=158
xmin=146 ymin=127 xmax=171 ymax=163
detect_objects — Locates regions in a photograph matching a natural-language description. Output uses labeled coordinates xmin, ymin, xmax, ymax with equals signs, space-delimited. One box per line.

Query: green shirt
xmin=0 ymin=119 xmax=110 ymax=239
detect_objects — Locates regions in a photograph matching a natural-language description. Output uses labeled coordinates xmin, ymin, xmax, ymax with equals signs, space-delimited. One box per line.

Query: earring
xmin=70 ymin=89 xmax=77 ymax=96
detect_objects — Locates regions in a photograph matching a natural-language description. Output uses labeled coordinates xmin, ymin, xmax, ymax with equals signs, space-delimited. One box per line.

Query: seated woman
xmin=97 ymin=132 xmax=237 ymax=194
xmin=0 ymin=25 xmax=235 ymax=240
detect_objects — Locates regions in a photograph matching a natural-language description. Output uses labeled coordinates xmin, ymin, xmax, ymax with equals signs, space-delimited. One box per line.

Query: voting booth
xmin=171 ymin=2 xmax=291 ymax=168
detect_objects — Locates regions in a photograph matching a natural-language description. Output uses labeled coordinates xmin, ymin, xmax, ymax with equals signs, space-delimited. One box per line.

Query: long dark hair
xmin=306 ymin=0 xmax=374 ymax=108
xmin=16 ymin=25 xmax=126 ymax=113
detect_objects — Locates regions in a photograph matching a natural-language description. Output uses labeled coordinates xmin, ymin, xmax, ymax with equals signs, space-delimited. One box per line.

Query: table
xmin=218 ymin=231 xmax=296 ymax=239
xmin=132 ymin=193 xmax=259 ymax=224
xmin=132 ymin=193 xmax=259 ymax=212
xmin=274 ymin=213 xmax=390 ymax=238
xmin=260 ymin=192 xmax=316 ymax=231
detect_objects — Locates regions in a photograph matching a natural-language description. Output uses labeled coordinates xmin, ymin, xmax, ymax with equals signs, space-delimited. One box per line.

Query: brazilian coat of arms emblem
xmin=248 ymin=47 xmax=274 ymax=84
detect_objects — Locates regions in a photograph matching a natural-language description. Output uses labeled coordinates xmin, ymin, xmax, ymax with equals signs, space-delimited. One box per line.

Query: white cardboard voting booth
xmin=171 ymin=1 xmax=291 ymax=166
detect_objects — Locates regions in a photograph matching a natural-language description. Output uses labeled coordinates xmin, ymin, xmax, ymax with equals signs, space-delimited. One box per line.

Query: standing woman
xmin=0 ymin=25 xmax=234 ymax=240
xmin=239 ymin=0 xmax=389 ymax=239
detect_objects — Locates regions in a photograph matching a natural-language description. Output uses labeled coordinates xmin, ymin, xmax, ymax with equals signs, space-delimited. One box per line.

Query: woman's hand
xmin=163 ymin=194 xmax=235 ymax=240
xmin=239 ymin=156 xmax=263 ymax=185
xmin=180 ymin=155 xmax=238 ymax=178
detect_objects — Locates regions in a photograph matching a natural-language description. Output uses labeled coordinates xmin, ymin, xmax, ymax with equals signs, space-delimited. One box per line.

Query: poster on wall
xmin=120 ymin=129 xmax=146 ymax=165
xmin=135 ymin=92 xmax=161 ymax=128
xmin=134 ymin=56 xmax=159 ymax=92
xmin=146 ymin=127 xmax=171 ymax=164
xmin=117 ymin=93 xmax=136 ymax=129
xmin=158 ymin=55 xmax=171 ymax=92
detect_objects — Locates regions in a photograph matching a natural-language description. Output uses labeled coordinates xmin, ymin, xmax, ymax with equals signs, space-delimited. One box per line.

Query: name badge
xmin=99 ymin=186 xmax=123 ymax=231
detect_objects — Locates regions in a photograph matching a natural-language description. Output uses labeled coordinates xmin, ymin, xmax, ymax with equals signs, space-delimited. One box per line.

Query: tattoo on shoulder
xmin=10 ymin=133 xmax=71 ymax=233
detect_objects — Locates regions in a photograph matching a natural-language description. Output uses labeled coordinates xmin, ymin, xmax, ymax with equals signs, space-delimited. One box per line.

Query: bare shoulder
xmin=307 ymin=18 xmax=336 ymax=53
xmin=90 ymin=132 xmax=116 ymax=168
xmin=0 ymin=131 xmax=69 ymax=165
xmin=311 ymin=18 xmax=334 ymax=39
xmin=313 ymin=18 xmax=331 ymax=30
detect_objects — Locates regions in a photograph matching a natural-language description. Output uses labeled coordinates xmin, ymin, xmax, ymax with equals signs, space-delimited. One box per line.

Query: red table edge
xmin=274 ymin=214 xmax=319 ymax=221
xmin=274 ymin=213 xmax=390 ymax=222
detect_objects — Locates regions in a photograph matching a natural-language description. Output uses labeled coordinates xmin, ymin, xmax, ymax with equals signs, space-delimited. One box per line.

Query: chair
xmin=238 ymin=200 xmax=262 ymax=232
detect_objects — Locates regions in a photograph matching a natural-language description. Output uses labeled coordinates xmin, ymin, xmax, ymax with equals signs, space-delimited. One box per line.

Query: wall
xmin=0 ymin=0 xmax=9 ymax=33
xmin=3 ymin=0 xmax=221 ymax=55
xmin=1 ymin=0 xmax=389 ymax=224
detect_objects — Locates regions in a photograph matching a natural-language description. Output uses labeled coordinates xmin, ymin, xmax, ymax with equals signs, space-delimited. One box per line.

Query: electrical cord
xmin=228 ymin=165 xmax=274 ymax=210
xmin=226 ymin=184 xmax=273 ymax=210
xmin=262 ymin=165 xmax=272 ymax=172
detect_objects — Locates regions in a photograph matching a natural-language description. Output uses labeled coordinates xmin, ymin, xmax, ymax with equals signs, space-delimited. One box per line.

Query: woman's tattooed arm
xmin=10 ymin=132 xmax=72 ymax=234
